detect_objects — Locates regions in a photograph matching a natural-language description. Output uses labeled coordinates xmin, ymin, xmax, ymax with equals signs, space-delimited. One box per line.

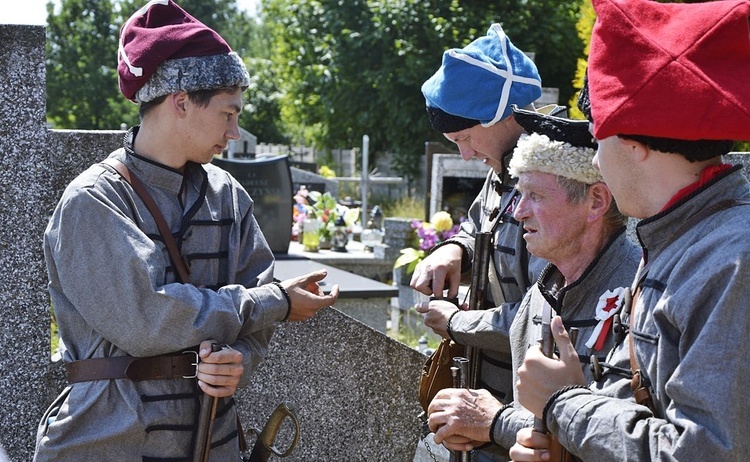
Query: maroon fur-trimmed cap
xmin=118 ymin=0 xmax=249 ymax=103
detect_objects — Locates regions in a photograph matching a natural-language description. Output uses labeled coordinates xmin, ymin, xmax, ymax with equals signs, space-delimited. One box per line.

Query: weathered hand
xmin=410 ymin=243 xmax=463 ymax=298
xmin=427 ymin=388 xmax=500 ymax=448
xmin=516 ymin=316 xmax=586 ymax=417
xmin=196 ymin=340 xmax=244 ymax=397
xmin=509 ymin=427 xmax=553 ymax=462
xmin=281 ymin=270 xmax=340 ymax=322
xmin=414 ymin=300 xmax=462 ymax=338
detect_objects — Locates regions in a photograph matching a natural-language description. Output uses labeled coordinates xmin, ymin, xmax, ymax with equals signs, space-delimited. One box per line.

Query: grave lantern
xmin=332 ymin=215 xmax=348 ymax=252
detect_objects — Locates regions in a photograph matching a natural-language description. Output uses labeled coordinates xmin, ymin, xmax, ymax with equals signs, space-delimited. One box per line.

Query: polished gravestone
xmin=429 ymin=154 xmax=488 ymax=222
xmin=212 ymin=154 xmax=293 ymax=254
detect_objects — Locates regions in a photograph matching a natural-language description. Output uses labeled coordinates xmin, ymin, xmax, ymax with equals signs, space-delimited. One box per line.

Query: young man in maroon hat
xmin=510 ymin=0 xmax=750 ymax=460
xmin=34 ymin=1 xmax=338 ymax=460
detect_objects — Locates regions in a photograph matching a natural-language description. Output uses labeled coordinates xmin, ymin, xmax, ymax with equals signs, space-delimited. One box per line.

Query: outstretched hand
xmin=281 ymin=270 xmax=340 ymax=322
xmin=516 ymin=316 xmax=587 ymax=418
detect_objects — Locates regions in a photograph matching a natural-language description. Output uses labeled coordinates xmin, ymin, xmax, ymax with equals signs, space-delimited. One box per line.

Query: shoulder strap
xmin=100 ymin=158 xmax=191 ymax=284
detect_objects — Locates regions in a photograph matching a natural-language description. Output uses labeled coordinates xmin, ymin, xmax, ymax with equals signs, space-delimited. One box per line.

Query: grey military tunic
xmin=492 ymin=231 xmax=639 ymax=449
xmin=442 ymin=165 xmax=546 ymax=462
xmin=547 ymin=167 xmax=750 ymax=461
xmin=35 ymin=129 xmax=289 ymax=461
xmin=446 ymin=167 xmax=546 ymax=403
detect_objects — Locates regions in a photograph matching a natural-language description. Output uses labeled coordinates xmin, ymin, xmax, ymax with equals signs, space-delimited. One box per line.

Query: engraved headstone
xmin=429 ymin=154 xmax=489 ymax=222
xmin=212 ymin=155 xmax=293 ymax=254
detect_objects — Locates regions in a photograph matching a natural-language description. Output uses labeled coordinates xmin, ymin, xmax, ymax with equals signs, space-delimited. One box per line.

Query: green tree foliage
xmin=46 ymin=0 xmax=261 ymax=132
xmin=46 ymin=0 xmax=136 ymax=129
xmin=262 ymin=0 xmax=584 ymax=182
xmin=568 ymin=0 xmax=595 ymax=119
xmin=45 ymin=0 xmax=590 ymax=171
xmin=237 ymin=20 xmax=289 ymax=144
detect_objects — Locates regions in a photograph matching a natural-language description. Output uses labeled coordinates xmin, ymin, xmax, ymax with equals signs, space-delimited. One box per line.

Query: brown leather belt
xmin=65 ymin=352 xmax=199 ymax=383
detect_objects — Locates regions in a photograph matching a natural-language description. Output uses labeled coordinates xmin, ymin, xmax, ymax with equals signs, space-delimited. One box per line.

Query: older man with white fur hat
xmin=425 ymin=107 xmax=639 ymax=459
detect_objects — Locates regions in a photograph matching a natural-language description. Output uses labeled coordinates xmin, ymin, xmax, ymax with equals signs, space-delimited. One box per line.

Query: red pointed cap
xmin=588 ymin=0 xmax=750 ymax=141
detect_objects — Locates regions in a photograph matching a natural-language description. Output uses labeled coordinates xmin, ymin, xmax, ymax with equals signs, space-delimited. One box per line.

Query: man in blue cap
xmin=412 ymin=23 xmax=563 ymax=461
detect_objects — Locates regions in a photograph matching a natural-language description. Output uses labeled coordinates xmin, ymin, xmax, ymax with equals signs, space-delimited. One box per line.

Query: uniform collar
xmin=120 ymin=125 xmax=204 ymax=195
xmin=539 ymin=229 xmax=631 ymax=312
xmin=636 ymin=165 xmax=745 ymax=258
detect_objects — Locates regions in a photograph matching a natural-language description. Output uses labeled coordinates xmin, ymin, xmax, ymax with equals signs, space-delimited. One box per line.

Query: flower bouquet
xmin=393 ymin=211 xmax=461 ymax=275
xmin=292 ymin=186 xmax=359 ymax=250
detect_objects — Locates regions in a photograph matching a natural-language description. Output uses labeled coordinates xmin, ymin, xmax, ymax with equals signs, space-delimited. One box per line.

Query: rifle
xmin=533 ymin=304 xmax=574 ymax=462
xmin=193 ymin=343 xmax=225 ymax=462
xmin=245 ymin=402 xmax=300 ymax=462
xmin=448 ymin=231 xmax=493 ymax=462
xmin=466 ymin=231 xmax=493 ymax=389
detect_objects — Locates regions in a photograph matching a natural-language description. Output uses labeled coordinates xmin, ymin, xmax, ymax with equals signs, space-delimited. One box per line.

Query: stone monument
xmin=212 ymin=154 xmax=293 ymax=254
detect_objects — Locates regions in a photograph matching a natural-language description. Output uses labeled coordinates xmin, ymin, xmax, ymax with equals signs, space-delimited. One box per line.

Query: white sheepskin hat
xmin=509 ymin=132 xmax=602 ymax=184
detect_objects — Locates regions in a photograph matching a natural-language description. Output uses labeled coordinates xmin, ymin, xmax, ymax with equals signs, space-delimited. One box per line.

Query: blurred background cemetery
xmin=5 ymin=1 xmax=750 ymax=460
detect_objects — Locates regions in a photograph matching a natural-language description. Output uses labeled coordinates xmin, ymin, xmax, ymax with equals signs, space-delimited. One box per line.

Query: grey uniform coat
xmin=546 ymin=166 xmax=750 ymax=461
xmin=35 ymin=129 xmax=289 ymax=461
xmin=447 ymin=167 xmax=546 ymax=403
xmin=492 ymin=231 xmax=639 ymax=449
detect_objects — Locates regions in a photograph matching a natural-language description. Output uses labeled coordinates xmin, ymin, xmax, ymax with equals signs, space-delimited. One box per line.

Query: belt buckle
xmin=182 ymin=351 xmax=200 ymax=379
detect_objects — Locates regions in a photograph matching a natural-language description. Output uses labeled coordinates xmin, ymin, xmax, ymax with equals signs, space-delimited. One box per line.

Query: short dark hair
xmin=617 ymin=135 xmax=733 ymax=162
xmin=577 ymin=74 xmax=733 ymax=162
xmin=138 ymin=85 xmax=245 ymax=120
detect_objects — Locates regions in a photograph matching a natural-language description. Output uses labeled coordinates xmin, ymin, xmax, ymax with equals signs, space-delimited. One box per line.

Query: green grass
xmin=388 ymin=307 xmax=443 ymax=351
xmin=50 ymin=315 xmax=60 ymax=358
xmin=381 ymin=195 xmax=424 ymax=220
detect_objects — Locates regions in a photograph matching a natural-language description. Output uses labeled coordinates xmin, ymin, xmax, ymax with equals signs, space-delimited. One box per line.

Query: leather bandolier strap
xmin=626 ymin=286 xmax=656 ymax=414
xmin=65 ymin=158 xmax=196 ymax=385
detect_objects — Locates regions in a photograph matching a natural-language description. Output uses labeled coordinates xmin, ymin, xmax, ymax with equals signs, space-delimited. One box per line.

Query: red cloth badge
xmin=588 ymin=0 xmax=750 ymax=141
xmin=586 ymin=287 xmax=626 ymax=352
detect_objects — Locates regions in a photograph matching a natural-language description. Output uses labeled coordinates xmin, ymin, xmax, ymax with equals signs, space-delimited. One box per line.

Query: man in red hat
xmin=34 ymin=1 xmax=339 ymax=460
xmin=510 ymin=0 xmax=750 ymax=460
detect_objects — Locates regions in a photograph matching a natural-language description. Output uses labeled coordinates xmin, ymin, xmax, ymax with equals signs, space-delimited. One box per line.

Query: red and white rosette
xmin=585 ymin=287 xmax=626 ymax=351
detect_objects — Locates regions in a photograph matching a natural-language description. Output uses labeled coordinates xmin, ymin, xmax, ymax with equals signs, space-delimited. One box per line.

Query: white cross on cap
xmin=447 ymin=24 xmax=542 ymax=127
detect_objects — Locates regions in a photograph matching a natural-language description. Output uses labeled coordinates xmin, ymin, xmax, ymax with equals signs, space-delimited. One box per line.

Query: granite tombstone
xmin=212 ymin=154 xmax=293 ymax=254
